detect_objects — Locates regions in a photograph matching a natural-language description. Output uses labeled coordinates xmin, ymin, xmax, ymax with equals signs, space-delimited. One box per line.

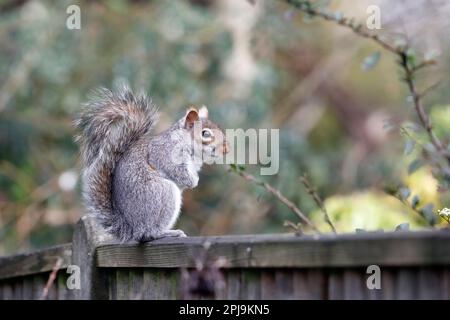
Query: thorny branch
xmin=300 ymin=174 xmax=337 ymax=233
xmin=227 ymin=165 xmax=320 ymax=233
xmin=284 ymin=0 xmax=450 ymax=165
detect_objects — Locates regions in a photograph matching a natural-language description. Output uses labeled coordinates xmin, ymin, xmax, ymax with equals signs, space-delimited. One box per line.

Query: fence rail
xmin=1 ymin=216 xmax=450 ymax=299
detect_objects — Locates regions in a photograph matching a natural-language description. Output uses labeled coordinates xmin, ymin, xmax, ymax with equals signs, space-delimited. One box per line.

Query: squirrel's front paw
xmin=158 ymin=229 xmax=187 ymax=239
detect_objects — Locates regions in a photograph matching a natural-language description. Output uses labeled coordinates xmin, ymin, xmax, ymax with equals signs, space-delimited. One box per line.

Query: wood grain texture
xmin=260 ymin=270 xmax=276 ymax=299
xmin=96 ymin=230 xmax=450 ymax=269
xmin=115 ymin=270 xmax=130 ymax=300
xmin=129 ymin=269 xmax=144 ymax=300
xmin=0 ymin=244 xmax=71 ymax=280
xmin=71 ymin=215 xmax=111 ymax=299
xmin=293 ymin=269 xmax=326 ymax=299
xmin=343 ymin=269 xmax=367 ymax=300
xmin=380 ymin=268 xmax=395 ymax=300
xmin=395 ymin=269 xmax=418 ymax=299
xmin=240 ymin=270 xmax=261 ymax=299
xmin=328 ymin=269 xmax=344 ymax=300
xmin=418 ymin=267 xmax=443 ymax=300
xmin=1 ymin=223 xmax=450 ymax=300
xmin=32 ymin=274 xmax=47 ymax=299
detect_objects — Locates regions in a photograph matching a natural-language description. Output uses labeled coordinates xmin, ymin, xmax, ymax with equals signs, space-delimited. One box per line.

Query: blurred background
xmin=1 ymin=0 xmax=450 ymax=255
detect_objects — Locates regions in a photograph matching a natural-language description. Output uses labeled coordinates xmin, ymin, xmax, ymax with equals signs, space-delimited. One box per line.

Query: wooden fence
xmin=1 ymin=216 xmax=450 ymax=300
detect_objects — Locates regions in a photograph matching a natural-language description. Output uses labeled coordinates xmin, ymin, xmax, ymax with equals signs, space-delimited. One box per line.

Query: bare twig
xmin=418 ymin=79 xmax=442 ymax=99
xmin=300 ymin=174 xmax=337 ymax=233
xmin=40 ymin=257 xmax=63 ymax=300
xmin=228 ymin=165 xmax=320 ymax=233
xmin=283 ymin=220 xmax=303 ymax=235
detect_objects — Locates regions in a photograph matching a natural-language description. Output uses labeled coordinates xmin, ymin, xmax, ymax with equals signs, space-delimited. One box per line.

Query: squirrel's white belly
xmin=166 ymin=179 xmax=182 ymax=228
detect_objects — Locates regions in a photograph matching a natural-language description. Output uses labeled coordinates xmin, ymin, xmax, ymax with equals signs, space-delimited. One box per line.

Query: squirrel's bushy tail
xmin=75 ymin=87 xmax=158 ymax=240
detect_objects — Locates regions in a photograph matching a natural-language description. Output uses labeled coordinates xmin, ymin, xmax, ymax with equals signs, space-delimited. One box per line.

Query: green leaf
xmin=408 ymin=159 xmax=423 ymax=175
xmin=404 ymin=139 xmax=416 ymax=155
xmin=362 ymin=51 xmax=381 ymax=71
xmin=406 ymin=48 xmax=417 ymax=68
xmin=411 ymin=195 xmax=420 ymax=209
xmin=395 ymin=223 xmax=410 ymax=231
xmin=399 ymin=187 xmax=410 ymax=200
xmin=420 ymin=203 xmax=436 ymax=225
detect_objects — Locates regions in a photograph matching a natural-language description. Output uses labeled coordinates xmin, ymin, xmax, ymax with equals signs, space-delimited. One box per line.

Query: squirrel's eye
xmin=202 ymin=129 xmax=212 ymax=138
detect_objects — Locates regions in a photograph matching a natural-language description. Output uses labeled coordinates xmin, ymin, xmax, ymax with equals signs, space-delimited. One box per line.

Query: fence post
xmin=72 ymin=215 xmax=112 ymax=299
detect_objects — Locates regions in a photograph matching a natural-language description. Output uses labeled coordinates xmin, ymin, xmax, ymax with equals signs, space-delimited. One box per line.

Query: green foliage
xmin=0 ymin=0 xmax=449 ymax=253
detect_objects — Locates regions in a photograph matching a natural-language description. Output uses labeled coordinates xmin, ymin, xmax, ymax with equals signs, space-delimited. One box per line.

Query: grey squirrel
xmin=75 ymin=87 xmax=229 ymax=242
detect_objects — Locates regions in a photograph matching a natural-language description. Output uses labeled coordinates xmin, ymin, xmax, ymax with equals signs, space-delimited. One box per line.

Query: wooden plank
xmin=293 ymin=269 xmax=326 ymax=299
xmin=240 ymin=270 xmax=261 ymax=299
xmin=22 ymin=277 xmax=34 ymax=300
xmin=71 ymin=215 xmax=111 ymax=299
xmin=13 ymin=281 xmax=23 ymax=300
xmin=2 ymin=282 xmax=13 ymax=300
xmin=57 ymin=273 xmax=70 ymax=300
xmin=32 ymin=274 xmax=47 ymax=300
xmin=395 ymin=269 xmax=418 ymax=299
xmin=142 ymin=270 xmax=158 ymax=300
xmin=328 ymin=269 xmax=344 ymax=300
xmin=260 ymin=270 xmax=276 ymax=299
xmin=274 ymin=270 xmax=294 ymax=299
xmin=444 ymin=267 xmax=450 ymax=300
xmin=129 ymin=269 xmax=144 ymax=300
xmin=96 ymin=230 xmax=450 ymax=269
xmin=226 ymin=270 xmax=240 ymax=299
xmin=115 ymin=270 xmax=130 ymax=300
xmin=418 ymin=267 xmax=443 ymax=300
xmin=0 ymin=244 xmax=71 ymax=280
xmin=158 ymin=270 xmax=179 ymax=300
xmin=343 ymin=269 xmax=366 ymax=300
xmin=380 ymin=268 xmax=395 ymax=300
xmin=108 ymin=270 xmax=117 ymax=300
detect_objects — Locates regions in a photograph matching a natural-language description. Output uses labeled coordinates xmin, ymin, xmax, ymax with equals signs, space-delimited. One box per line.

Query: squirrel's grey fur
xmin=75 ymin=87 xmax=226 ymax=242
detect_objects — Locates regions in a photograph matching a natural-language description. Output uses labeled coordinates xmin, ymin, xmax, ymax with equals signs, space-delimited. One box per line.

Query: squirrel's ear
xmin=198 ymin=105 xmax=209 ymax=119
xmin=185 ymin=108 xmax=199 ymax=129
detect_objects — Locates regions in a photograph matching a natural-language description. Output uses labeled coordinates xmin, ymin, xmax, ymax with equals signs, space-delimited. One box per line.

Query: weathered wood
xmin=71 ymin=215 xmax=113 ymax=299
xmin=260 ymin=270 xmax=276 ymax=299
xmin=129 ymin=269 xmax=144 ymax=300
xmin=13 ymin=281 xmax=23 ymax=300
xmin=418 ymin=267 xmax=442 ymax=300
xmin=1 ymin=224 xmax=450 ymax=300
xmin=0 ymin=244 xmax=71 ymax=280
xmin=343 ymin=269 xmax=366 ymax=300
xmin=115 ymin=270 xmax=130 ymax=300
xmin=2 ymin=282 xmax=13 ymax=300
xmin=395 ymin=269 xmax=418 ymax=299
xmin=32 ymin=274 xmax=46 ymax=299
xmin=293 ymin=269 xmax=326 ymax=299
xmin=96 ymin=230 xmax=450 ymax=269
xmin=141 ymin=270 xmax=158 ymax=299
xmin=328 ymin=269 xmax=344 ymax=300
xmin=444 ymin=268 xmax=450 ymax=300
xmin=240 ymin=270 xmax=261 ymax=299
xmin=274 ymin=270 xmax=294 ymax=299
xmin=380 ymin=268 xmax=395 ymax=300
xmin=57 ymin=273 xmax=71 ymax=300
xmin=226 ymin=270 xmax=240 ymax=299
xmin=22 ymin=277 xmax=34 ymax=300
